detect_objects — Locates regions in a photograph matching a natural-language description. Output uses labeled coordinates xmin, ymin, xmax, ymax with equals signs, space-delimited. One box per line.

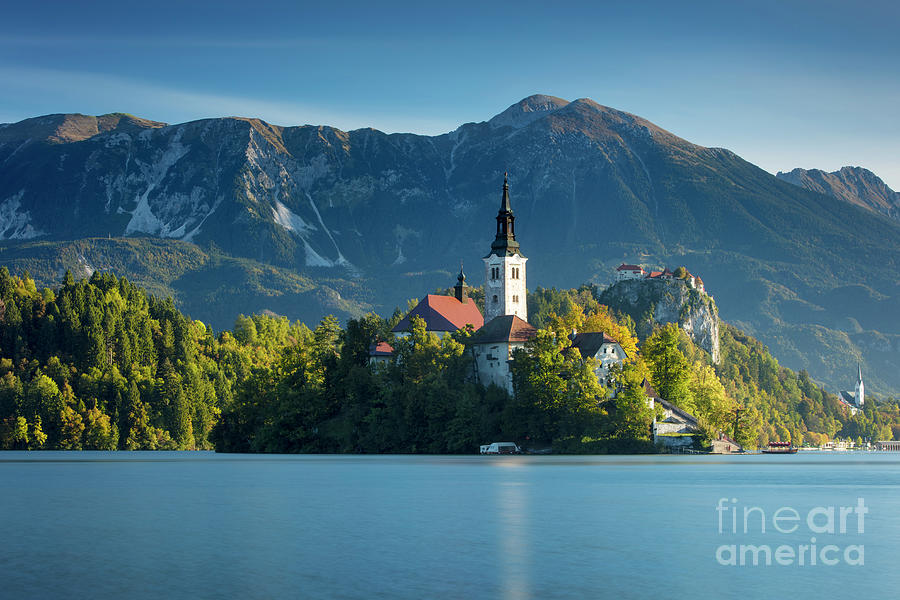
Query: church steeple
xmin=483 ymin=173 xmax=528 ymax=323
xmin=488 ymin=172 xmax=523 ymax=258
xmin=454 ymin=263 xmax=468 ymax=302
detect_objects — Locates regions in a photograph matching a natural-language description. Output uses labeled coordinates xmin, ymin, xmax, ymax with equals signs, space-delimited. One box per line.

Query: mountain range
xmin=777 ymin=166 xmax=900 ymax=222
xmin=1 ymin=95 xmax=898 ymax=396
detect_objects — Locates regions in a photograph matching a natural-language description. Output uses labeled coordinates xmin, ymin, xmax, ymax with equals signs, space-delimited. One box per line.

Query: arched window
xmin=493 ymin=295 xmax=498 ymax=303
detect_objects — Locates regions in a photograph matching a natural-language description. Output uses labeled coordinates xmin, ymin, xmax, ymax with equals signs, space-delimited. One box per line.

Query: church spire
xmin=487 ymin=172 xmax=523 ymax=258
xmin=501 ymin=172 xmax=512 ymax=212
xmin=454 ymin=262 xmax=468 ymax=302
xmin=858 ymin=362 xmax=863 ymax=383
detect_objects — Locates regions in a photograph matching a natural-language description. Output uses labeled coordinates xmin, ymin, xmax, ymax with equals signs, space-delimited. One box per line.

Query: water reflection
xmin=498 ymin=478 xmax=529 ymax=600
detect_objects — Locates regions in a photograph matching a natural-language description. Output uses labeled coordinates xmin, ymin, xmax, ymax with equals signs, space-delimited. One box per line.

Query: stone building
xmin=469 ymin=315 xmax=537 ymax=392
xmin=568 ymin=331 xmax=627 ymax=391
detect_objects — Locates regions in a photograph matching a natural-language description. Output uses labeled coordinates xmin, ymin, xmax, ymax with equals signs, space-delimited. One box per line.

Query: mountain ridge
xmin=777 ymin=165 xmax=900 ymax=222
xmin=1 ymin=95 xmax=898 ymax=396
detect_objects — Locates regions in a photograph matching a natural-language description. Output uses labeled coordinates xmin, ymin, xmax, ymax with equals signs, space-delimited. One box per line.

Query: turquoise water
xmin=1 ymin=452 xmax=899 ymax=599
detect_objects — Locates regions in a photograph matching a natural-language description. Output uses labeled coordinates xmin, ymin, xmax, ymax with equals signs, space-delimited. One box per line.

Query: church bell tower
xmin=483 ymin=173 xmax=527 ymax=322
xmin=855 ymin=363 xmax=865 ymax=407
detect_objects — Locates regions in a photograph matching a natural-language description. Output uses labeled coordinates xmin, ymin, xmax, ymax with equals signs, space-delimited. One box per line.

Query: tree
xmin=168 ymin=388 xmax=194 ymax=450
xmin=508 ymin=330 xmax=604 ymax=446
xmin=643 ymin=324 xmax=693 ymax=410
xmin=83 ymin=407 xmax=118 ymax=450
xmin=0 ymin=416 xmax=29 ymax=449
xmin=608 ymin=368 xmax=654 ymax=441
xmin=689 ymin=362 xmax=733 ymax=431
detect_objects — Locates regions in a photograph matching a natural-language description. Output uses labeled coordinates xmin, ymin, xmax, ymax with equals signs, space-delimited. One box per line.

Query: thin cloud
xmin=0 ymin=34 xmax=328 ymax=49
xmin=0 ymin=65 xmax=458 ymax=135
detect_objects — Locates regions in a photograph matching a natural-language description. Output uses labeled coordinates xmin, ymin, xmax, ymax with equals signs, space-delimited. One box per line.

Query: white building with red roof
xmin=615 ymin=264 xmax=646 ymax=281
xmin=368 ymin=341 xmax=395 ymax=365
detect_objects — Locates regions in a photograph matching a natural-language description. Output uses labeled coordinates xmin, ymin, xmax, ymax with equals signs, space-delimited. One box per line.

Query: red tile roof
xmin=391 ymin=294 xmax=484 ymax=334
xmin=647 ymin=271 xmax=663 ymax=278
xmin=617 ymin=264 xmax=644 ymax=271
xmin=469 ymin=315 xmax=537 ymax=344
xmin=369 ymin=341 xmax=394 ymax=356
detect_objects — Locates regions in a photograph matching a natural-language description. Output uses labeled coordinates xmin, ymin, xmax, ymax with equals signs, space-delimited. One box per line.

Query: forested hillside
xmin=0 ymin=269 xmax=302 ymax=449
xmin=1 ymin=272 xmax=896 ymax=452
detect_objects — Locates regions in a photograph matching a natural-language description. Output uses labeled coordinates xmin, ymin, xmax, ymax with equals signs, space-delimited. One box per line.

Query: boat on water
xmin=762 ymin=441 xmax=798 ymax=454
xmin=480 ymin=442 xmax=522 ymax=455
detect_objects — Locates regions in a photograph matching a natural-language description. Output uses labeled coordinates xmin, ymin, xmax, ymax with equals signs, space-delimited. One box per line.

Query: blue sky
xmin=2 ymin=0 xmax=898 ymax=186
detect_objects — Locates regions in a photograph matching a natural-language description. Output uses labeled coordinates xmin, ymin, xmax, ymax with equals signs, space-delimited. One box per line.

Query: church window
xmin=493 ymin=295 xmax=498 ymax=303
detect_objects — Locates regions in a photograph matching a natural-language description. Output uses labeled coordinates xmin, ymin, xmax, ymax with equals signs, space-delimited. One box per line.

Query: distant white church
xmin=838 ymin=363 xmax=865 ymax=412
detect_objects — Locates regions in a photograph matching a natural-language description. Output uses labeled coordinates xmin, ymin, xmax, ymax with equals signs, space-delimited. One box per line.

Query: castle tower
xmin=855 ymin=363 xmax=865 ymax=407
xmin=483 ymin=173 xmax=527 ymax=322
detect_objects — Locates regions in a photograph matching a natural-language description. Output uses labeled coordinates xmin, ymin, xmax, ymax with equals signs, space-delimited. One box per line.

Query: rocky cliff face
xmin=777 ymin=166 xmax=900 ymax=222
xmin=599 ymin=278 xmax=720 ymax=363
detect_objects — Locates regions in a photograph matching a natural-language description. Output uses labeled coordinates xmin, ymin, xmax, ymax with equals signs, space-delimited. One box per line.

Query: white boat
xmin=480 ymin=442 xmax=522 ymax=455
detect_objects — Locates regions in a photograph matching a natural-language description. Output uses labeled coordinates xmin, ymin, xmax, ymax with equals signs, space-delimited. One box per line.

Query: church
xmin=377 ymin=174 xmax=630 ymax=395
xmin=838 ymin=363 xmax=865 ymax=413
xmin=380 ymin=174 xmax=537 ymax=391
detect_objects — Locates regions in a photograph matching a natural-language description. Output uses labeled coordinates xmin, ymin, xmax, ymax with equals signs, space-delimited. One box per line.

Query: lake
xmin=1 ymin=452 xmax=899 ymax=599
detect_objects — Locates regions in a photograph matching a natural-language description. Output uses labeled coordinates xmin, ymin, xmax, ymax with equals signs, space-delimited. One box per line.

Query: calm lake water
xmin=1 ymin=452 xmax=899 ymax=599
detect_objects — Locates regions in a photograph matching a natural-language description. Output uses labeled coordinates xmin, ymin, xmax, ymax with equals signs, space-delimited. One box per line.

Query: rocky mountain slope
xmin=599 ymin=278 xmax=720 ymax=363
xmin=1 ymin=95 xmax=899 ymax=395
xmin=777 ymin=166 xmax=900 ymax=222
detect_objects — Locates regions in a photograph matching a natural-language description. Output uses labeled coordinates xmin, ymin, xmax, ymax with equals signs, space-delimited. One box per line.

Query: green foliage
xmin=606 ymin=366 xmax=654 ymax=441
xmin=0 ymin=269 xmax=301 ymax=450
xmin=507 ymin=330 xmax=605 ymax=446
xmin=3 ymin=270 xmax=890 ymax=454
xmin=643 ymin=324 xmax=693 ymax=410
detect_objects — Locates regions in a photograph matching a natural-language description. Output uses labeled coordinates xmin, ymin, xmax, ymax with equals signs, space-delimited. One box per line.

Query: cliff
xmin=599 ymin=278 xmax=720 ymax=363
